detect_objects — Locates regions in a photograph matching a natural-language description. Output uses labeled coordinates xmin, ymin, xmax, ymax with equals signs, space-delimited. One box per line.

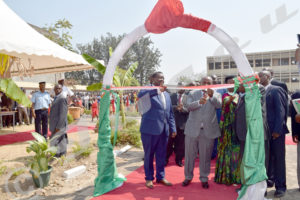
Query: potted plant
xmin=26 ymin=132 xmax=57 ymax=188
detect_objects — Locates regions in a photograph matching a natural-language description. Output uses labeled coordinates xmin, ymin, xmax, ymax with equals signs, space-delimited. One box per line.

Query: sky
xmin=3 ymin=0 xmax=300 ymax=82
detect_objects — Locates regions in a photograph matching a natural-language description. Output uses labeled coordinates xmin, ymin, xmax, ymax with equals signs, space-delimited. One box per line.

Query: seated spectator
xmin=0 ymin=92 xmax=13 ymax=128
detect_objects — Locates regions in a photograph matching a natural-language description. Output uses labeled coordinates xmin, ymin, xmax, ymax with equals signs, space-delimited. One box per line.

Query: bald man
xmin=259 ymin=70 xmax=289 ymax=198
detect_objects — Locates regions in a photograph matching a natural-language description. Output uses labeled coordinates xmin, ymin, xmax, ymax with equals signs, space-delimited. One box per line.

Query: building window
xmin=281 ymin=78 xmax=289 ymax=83
xmin=248 ymin=60 xmax=254 ymax=67
xmin=291 ymin=57 xmax=296 ymax=65
xmin=280 ymin=58 xmax=289 ymax=66
xmin=230 ymin=62 xmax=236 ymax=68
xmin=263 ymin=59 xmax=271 ymax=67
xmin=255 ymin=59 xmax=262 ymax=67
xmin=215 ymin=62 xmax=221 ymax=69
xmin=209 ymin=62 xmax=214 ymax=70
xmin=272 ymin=58 xmax=280 ymax=66
xmin=223 ymin=62 xmax=229 ymax=69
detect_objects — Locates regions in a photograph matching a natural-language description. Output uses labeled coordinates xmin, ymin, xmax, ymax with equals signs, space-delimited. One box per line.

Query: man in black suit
xmin=290 ymin=91 xmax=300 ymax=191
xmin=166 ymin=83 xmax=189 ymax=167
xmin=235 ymin=83 xmax=269 ymax=159
xmin=258 ymin=70 xmax=289 ymax=198
xmin=263 ymin=67 xmax=288 ymax=93
xmin=49 ymin=84 xmax=68 ymax=157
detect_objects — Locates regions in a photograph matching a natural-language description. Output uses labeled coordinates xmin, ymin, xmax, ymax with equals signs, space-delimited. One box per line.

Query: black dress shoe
xmin=182 ymin=179 xmax=191 ymax=186
xmin=176 ymin=161 xmax=183 ymax=167
xmin=266 ymin=180 xmax=274 ymax=188
xmin=202 ymin=182 xmax=209 ymax=189
xmin=274 ymin=190 xmax=285 ymax=198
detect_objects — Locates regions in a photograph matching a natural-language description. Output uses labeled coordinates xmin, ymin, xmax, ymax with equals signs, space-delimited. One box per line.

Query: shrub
xmin=84 ymin=109 xmax=91 ymax=115
xmin=67 ymin=113 xmax=74 ymax=124
xmin=111 ymin=120 xmax=141 ymax=148
xmin=125 ymin=110 xmax=140 ymax=117
xmin=72 ymin=142 xmax=93 ymax=159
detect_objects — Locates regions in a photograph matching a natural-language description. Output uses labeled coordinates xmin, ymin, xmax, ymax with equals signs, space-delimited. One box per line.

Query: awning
xmin=0 ymin=0 xmax=93 ymax=76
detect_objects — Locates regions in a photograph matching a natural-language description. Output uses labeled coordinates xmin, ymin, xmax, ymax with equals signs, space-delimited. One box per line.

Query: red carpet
xmin=285 ymin=135 xmax=296 ymax=145
xmin=0 ymin=125 xmax=95 ymax=146
xmin=92 ymin=158 xmax=239 ymax=200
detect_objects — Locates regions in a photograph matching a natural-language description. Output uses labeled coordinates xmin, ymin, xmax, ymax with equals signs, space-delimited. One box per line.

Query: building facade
xmin=207 ymin=49 xmax=299 ymax=92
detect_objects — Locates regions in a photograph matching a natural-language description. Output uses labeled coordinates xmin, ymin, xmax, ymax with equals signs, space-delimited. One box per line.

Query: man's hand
xmin=54 ymin=128 xmax=60 ymax=134
xmin=272 ymin=132 xmax=280 ymax=139
xmin=293 ymin=135 xmax=299 ymax=143
xmin=295 ymin=114 xmax=300 ymax=123
xmin=32 ymin=112 xmax=36 ymax=119
xmin=199 ymin=97 xmax=207 ymax=105
xmin=160 ymin=85 xmax=167 ymax=92
xmin=171 ymin=132 xmax=176 ymax=138
xmin=207 ymin=88 xmax=214 ymax=98
xmin=229 ymin=95 xmax=235 ymax=101
xmin=177 ymin=104 xmax=183 ymax=111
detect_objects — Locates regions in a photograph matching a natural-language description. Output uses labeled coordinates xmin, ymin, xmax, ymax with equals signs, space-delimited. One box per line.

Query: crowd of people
xmin=0 ymin=78 xmax=140 ymax=157
xmin=137 ymin=69 xmax=300 ymax=199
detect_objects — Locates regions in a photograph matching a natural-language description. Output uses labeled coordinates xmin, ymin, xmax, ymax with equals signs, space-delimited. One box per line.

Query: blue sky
xmin=4 ymin=0 xmax=300 ymax=82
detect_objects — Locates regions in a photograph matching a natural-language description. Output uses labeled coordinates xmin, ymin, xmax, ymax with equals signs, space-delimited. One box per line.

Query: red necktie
xmin=178 ymin=94 xmax=182 ymax=104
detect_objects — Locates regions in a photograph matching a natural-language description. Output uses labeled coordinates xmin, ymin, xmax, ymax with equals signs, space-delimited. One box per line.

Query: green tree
xmin=76 ymin=33 xmax=161 ymax=85
xmin=82 ymin=51 xmax=139 ymax=126
xmin=43 ymin=19 xmax=73 ymax=51
xmin=131 ymin=37 xmax=162 ymax=85
xmin=42 ymin=19 xmax=90 ymax=84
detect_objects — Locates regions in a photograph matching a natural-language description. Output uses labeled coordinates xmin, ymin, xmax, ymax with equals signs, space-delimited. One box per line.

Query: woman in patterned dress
xmin=214 ymin=76 xmax=241 ymax=185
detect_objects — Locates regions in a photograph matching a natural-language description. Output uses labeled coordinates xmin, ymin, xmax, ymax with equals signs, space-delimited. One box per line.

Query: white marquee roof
xmin=0 ymin=0 xmax=93 ymax=76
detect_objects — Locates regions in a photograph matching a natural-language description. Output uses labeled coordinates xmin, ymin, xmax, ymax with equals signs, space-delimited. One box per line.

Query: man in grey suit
xmin=49 ymin=84 xmax=68 ymax=157
xmin=182 ymin=76 xmax=222 ymax=189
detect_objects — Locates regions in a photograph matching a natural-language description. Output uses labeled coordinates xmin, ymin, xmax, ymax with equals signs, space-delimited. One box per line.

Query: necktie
xmin=178 ymin=94 xmax=182 ymax=104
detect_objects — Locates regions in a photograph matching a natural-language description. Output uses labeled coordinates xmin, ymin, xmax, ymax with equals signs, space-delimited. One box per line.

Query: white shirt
xmin=157 ymin=89 xmax=166 ymax=110
xmin=84 ymin=95 xmax=89 ymax=101
xmin=62 ymin=85 xmax=74 ymax=98
xmin=265 ymin=83 xmax=271 ymax=91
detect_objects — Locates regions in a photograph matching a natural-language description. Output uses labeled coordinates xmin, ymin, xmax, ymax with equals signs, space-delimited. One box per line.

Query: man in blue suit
xmin=258 ymin=70 xmax=289 ymax=198
xmin=138 ymin=71 xmax=176 ymax=189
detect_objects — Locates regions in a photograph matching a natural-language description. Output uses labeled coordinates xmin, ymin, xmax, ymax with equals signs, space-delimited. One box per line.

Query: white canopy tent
xmin=0 ymin=0 xmax=93 ymax=77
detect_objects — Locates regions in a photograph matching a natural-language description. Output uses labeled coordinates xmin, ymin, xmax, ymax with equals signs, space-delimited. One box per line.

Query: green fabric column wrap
xmin=93 ymin=89 xmax=126 ymax=197
xmin=237 ymin=76 xmax=268 ymax=199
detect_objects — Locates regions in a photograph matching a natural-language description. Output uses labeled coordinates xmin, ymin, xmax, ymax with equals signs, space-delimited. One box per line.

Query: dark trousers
xmin=267 ymin=134 xmax=286 ymax=191
xmin=35 ymin=110 xmax=48 ymax=139
xmin=141 ymin=131 xmax=168 ymax=181
xmin=211 ymin=138 xmax=218 ymax=159
xmin=28 ymin=108 xmax=33 ymax=124
xmin=166 ymin=128 xmax=185 ymax=162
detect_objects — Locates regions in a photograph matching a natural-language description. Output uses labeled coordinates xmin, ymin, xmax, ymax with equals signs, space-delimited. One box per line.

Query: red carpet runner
xmin=0 ymin=125 xmax=95 ymax=146
xmin=92 ymin=158 xmax=239 ymax=200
